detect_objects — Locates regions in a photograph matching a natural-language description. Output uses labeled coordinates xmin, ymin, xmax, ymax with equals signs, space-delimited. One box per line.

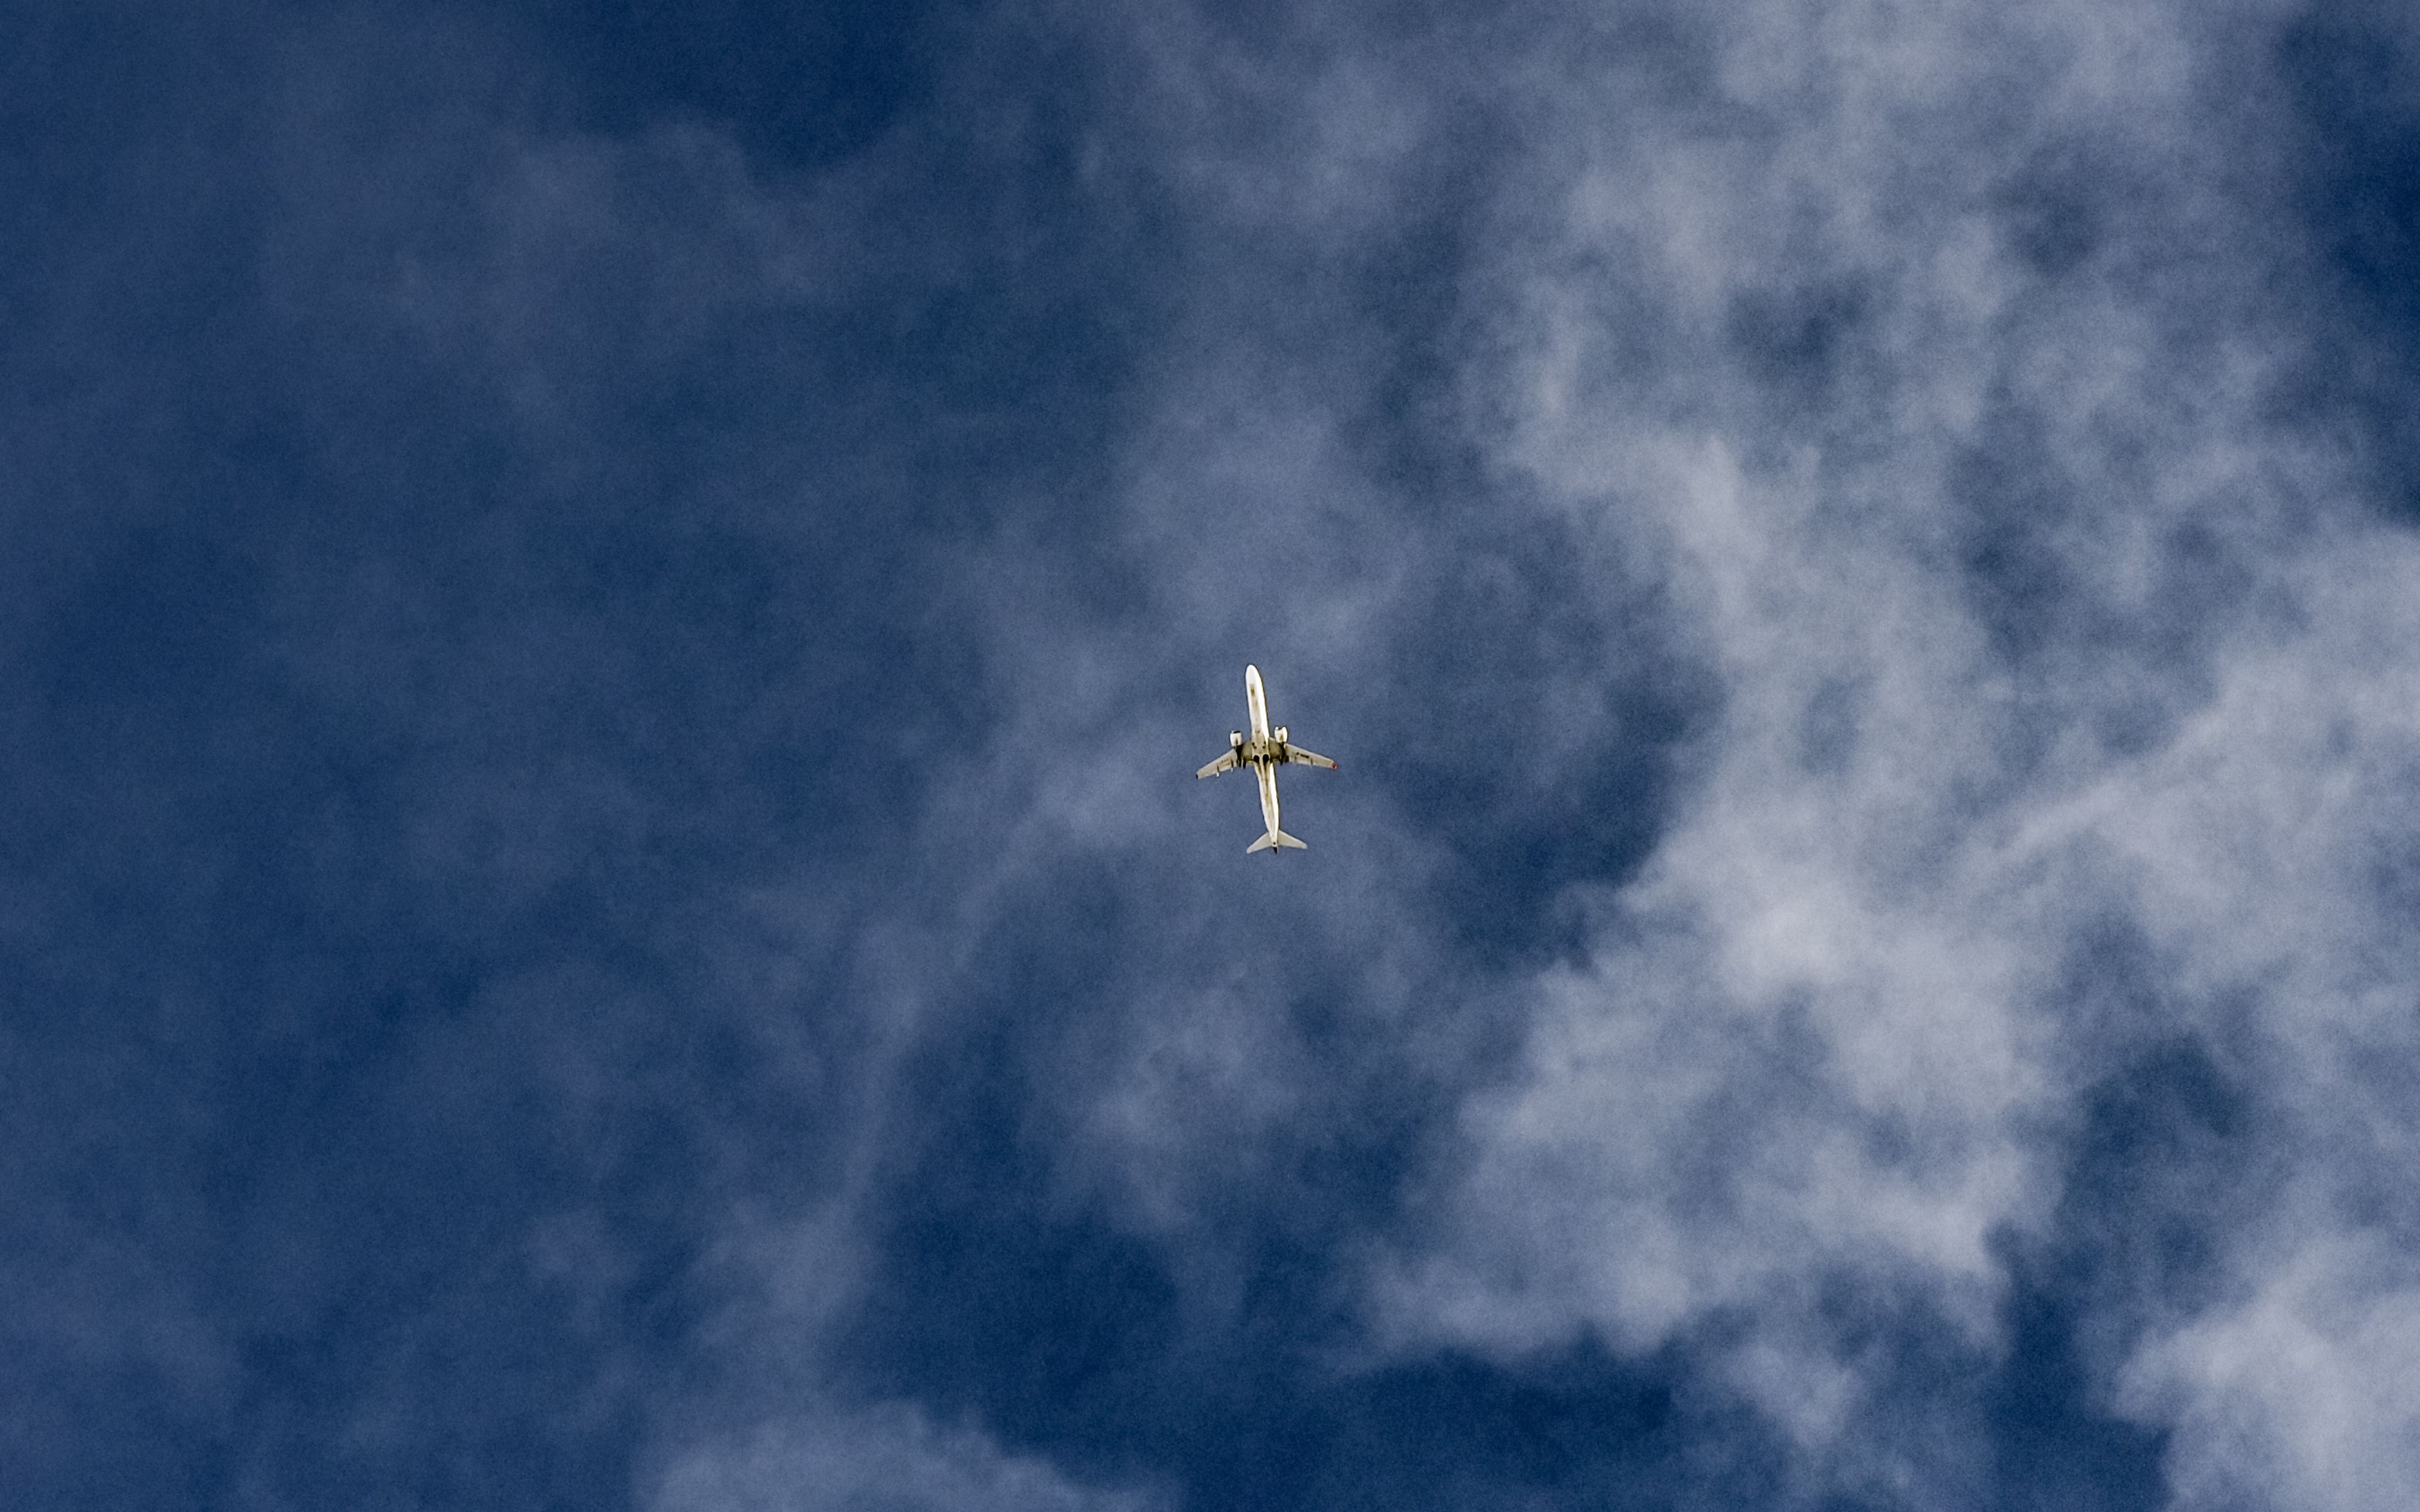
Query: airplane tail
xmin=1246 ymin=830 xmax=1308 ymax=854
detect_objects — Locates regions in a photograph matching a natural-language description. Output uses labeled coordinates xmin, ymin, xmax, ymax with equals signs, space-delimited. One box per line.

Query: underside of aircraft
xmin=1196 ymin=664 xmax=1335 ymax=853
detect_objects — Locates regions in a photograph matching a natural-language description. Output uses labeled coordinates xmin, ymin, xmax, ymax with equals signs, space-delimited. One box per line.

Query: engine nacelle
xmin=1272 ymin=726 xmax=1288 ymax=745
xmin=1230 ymin=730 xmax=1244 ymax=750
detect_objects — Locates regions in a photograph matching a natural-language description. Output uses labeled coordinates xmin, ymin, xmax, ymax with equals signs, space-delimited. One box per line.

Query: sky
xmin=7 ymin=1 xmax=2420 ymax=1508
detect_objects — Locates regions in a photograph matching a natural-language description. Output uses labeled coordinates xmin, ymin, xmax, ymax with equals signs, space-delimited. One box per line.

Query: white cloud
xmin=1281 ymin=0 xmax=2420 ymax=1505
xmin=537 ymin=2 xmax=2420 ymax=1505
xmin=652 ymin=1404 xmax=1168 ymax=1512
xmin=2121 ymin=1232 xmax=2420 ymax=1512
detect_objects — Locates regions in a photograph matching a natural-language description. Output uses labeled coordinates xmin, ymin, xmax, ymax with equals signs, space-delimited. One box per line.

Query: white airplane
xmin=1196 ymin=664 xmax=1337 ymax=853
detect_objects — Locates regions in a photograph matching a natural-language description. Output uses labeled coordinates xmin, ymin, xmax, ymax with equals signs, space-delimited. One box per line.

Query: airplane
xmin=1196 ymin=664 xmax=1337 ymax=853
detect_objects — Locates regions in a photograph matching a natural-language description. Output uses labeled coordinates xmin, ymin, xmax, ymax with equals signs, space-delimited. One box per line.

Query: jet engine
xmin=1230 ymin=730 xmax=1244 ymax=749
xmin=1272 ymin=726 xmax=1288 ymax=744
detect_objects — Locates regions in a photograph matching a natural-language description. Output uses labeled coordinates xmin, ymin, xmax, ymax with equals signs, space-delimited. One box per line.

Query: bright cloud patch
xmin=1327 ymin=0 xmax=2420 ymax=1504
xmin=654 ymin=1404 xmax=1167 ymax=1512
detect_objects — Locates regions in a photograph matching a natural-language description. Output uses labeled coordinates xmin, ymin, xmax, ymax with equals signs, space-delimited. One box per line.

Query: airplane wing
xmin=1283 ymin=746 xmax=1337 ymax=770
xmin=1196 ymin=750 xmax=1238 ymax=779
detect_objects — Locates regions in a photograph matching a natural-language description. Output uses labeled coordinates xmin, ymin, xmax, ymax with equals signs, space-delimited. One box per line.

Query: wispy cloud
xmin=1288 ymin=0 xmax=2420 ymax=1503
xmin=14 ymin=0 xmax=2419 ymax=1506
xmin=653 ymin=1402 xmax=1168 ymax=1512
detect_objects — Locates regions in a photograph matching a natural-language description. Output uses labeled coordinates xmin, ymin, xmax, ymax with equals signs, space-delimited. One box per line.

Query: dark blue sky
xmin=9 ymin=3 xmax=2420 ymax=1509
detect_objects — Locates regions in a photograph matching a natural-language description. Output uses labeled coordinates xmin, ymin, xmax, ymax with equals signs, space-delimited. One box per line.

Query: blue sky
xmin=8 ymin=2 xmax=2420 ymax=1509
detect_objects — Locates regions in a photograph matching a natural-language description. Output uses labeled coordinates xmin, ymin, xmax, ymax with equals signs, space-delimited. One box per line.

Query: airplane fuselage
xmin=1246 ymin=665 xmax=1282 ymax=841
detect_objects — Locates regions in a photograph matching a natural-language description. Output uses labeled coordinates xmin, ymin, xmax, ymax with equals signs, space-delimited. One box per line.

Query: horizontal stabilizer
xmin=1246 ymin=830 xmax=1308 ymax=854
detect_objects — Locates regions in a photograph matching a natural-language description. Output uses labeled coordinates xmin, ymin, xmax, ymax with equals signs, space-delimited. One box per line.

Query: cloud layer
xmin=9 ymin=1 xmax=2420 ymax=1509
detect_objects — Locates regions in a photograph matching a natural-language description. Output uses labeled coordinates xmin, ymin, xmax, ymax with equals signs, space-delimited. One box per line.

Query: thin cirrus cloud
xmin=601 ymin=0 xmax=2420 ymax=1506
xmin=1312 ymin=3 xmax=2420 ymax=1508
